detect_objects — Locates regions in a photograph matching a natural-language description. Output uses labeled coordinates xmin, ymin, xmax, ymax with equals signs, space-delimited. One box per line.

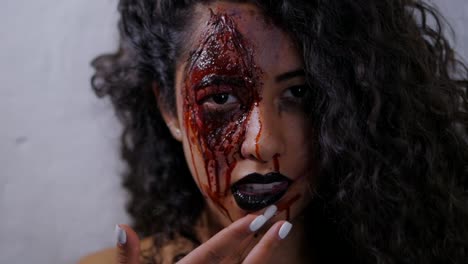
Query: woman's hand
xmin=114 ymin=206 xmax=293 ymax=264
xmin=114 ymin=224 xmax=141 ymax=264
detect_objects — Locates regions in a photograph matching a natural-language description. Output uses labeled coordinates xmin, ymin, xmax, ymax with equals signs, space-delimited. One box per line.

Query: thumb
xmin=115 ymin=224 xmax=141 ymax=264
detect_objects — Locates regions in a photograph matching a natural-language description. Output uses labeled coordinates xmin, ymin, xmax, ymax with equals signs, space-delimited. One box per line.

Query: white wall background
xmin=0 ymin=1 xmax=467 ymax=263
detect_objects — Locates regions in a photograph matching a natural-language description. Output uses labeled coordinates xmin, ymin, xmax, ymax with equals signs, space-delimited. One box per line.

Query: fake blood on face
xmin=273 ymin=153 xmax=280 ymax=172
xmin=254 ymin=111 xmax=264 ymax=162
xmin=277 ymin=193 xmax=301 ymax=221
xmin=182 ymin=11 xmax=262 ymax=221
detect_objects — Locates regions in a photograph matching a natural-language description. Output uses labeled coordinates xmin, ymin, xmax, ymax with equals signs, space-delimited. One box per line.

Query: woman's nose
xmin=240 ymin=105 xmax=285 ymax=163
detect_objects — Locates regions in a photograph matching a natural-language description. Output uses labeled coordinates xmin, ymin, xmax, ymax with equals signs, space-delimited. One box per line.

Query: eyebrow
xmin=275 ymin=69 xmax=305 ymax=83
xmin=193 ymin=74 xmax=244 ymax=90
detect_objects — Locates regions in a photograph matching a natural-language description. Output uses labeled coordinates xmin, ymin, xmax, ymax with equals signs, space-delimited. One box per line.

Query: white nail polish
xmin=115 ymin=225 xmax=127 ymax=245
xmin=249 ymin=215 xmax=267 ymax=232
xmin=263 ymin=205 xmax=277 ymax=220
xmin=278 ymin=222 xmax=292 ymax=240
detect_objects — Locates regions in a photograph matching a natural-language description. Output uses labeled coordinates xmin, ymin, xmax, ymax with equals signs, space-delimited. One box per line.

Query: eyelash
xmin=197 ymin=86 xmax=241 ymax=113
xmin=278 ymin=85 xmax=310 ymax=112
xmin=197 ymin=84 xmax=309 ymax=113
xmin=203 ymin=93 xmax=237 ymax=104
xmin=202 ymin=93 xmax=239 ymax=110
xmin=282 ymin=85 xmax=308 ymax=99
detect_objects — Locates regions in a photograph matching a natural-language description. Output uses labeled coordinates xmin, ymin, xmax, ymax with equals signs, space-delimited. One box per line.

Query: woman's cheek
xmin=200 ymin=106 xmax=247 ymax=151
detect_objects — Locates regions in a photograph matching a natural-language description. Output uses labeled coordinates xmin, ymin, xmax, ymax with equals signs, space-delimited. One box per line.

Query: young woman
xmin=80 ymin=0 xmax=468 ymax=263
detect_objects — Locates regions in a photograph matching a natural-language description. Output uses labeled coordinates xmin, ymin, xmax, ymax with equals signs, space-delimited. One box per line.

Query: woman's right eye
xmin=210 ymin=93 xmax=235 ymax=105
xmin=200 ymin=93 xmax=240 ymax=112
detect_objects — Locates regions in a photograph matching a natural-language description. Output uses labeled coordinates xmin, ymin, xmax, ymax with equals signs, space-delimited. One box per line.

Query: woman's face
xmin=165 ymin=2 xmax=315 ymax=227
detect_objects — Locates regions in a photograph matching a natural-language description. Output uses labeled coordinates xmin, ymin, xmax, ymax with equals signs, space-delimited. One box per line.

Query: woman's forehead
xmin=186 ymin=2 xmax=303 ymax=77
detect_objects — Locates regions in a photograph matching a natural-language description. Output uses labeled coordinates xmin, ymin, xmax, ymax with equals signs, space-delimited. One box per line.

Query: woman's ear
xmin=152 ymin=82 xmax=183 ymax=142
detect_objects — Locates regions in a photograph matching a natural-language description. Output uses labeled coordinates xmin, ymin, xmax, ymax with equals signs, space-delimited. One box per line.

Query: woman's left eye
xmin=284 ymin=85 xmax=308 ymax=98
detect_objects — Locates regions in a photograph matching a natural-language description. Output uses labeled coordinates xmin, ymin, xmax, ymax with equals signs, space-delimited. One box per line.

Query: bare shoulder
xmin=77 ymin=234 xmax=198 ymax=264
xmin=77 ymin=247 xmax=116 ymax=264
xmin=77 ymin=237 xmax=154 ymax=264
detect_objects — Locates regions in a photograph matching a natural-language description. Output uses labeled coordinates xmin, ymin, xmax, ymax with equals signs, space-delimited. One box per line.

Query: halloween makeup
xmin=230 ymin=172 xmax=292 ymax=211
xmin=176 ymin=4 xmax=314 ymax=224
xmin=183 ymin=11 xmax=260 ymax=220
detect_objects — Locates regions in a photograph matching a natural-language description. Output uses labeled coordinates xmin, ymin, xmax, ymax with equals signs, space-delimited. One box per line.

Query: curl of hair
xmin=91 ymin=0 xmax=468 ymax=263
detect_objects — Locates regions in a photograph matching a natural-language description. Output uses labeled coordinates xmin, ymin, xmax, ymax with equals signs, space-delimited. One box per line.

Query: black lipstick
xmin=231 ymin=172 xmax=292 ymax=211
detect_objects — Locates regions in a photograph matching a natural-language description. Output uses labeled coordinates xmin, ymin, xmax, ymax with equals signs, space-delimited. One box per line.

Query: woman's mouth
xmin=231 ymin=172 xmax=292 ymax=211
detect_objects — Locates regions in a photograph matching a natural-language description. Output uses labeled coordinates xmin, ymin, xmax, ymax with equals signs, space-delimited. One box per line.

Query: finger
xmin=177 ymin=213 xmax=268 ymax=264
xmin=115 ymin=224 xmax=141 ymax=264
xmin=243 ymin=221 xmax=293 ymax=264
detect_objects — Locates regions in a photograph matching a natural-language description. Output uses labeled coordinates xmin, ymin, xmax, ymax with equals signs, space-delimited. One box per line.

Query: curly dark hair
xmin=91 ymin=0 xmax=468 ymax=263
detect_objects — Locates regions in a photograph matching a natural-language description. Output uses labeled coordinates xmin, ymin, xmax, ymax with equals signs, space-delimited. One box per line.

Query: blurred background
xmin=0 ymin=0 xmax=467 ymax=263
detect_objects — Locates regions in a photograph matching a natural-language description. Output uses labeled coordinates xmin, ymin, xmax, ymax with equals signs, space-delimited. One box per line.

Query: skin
xmin=166 ymin=2 xmax=315 ymax=262
xmin=170 ymin=1 xmax=315 ymax=230
xmin=79 ymin=2 xmax=316 ymax=264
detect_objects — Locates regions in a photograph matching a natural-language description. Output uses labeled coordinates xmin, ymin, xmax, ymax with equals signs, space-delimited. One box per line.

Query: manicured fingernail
xmin=115 ymin=225 xmax=127 ymax=245
xmin=263 ymin=205 xmax=277 ymax=220
xmin=249 ymin=215 xmax=267 ymax=232
xmin=278 ymin=222 xmax=292 ymax=240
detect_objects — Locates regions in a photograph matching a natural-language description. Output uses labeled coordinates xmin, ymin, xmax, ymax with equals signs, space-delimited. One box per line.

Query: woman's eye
xmin=206 ymin=93 xmax=238 ymax=105
xmin=279 ymin=85 xmax=310 ymax=113
xmin=201 ymin=93 xmax=239 ymax=112
xmin=284 ymin=85 xmax=308 ymax=98
xmin=211 ymin=93 xmax=232 ymax=104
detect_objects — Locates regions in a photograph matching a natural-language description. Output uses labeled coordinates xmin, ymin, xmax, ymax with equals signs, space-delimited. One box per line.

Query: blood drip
xmin=277 ymin=194 xmax=301 ymax=221
xmin=203 ymin=184 xmax=233 ymax=222
xmin=273 ymin=153 xmax=280 ymax=172
xmin=182 ymin=11 xmax=262 ymax=221
xmin=254 ymin=110 xmax=264 ymax=161
xmin=224 ymin=161 xmax=237 ymax=196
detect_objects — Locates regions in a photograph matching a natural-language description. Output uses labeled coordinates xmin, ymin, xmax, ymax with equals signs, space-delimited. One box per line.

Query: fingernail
xmin=263 ymin=205 xmax=277 ymax=220
xmin=115 ymin=225 xmax=127 ymax=245
xmin=278 ymin=221 xmax=292 ymax=240
xmin=249 ymin=215 xmax=267 ymax=232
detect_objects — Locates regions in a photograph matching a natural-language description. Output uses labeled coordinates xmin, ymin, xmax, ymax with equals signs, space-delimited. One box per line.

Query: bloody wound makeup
xmin=182 ymin=10 xmax=302 ymax=220
xmin=183 ymin=11 xmax=261 ymax=220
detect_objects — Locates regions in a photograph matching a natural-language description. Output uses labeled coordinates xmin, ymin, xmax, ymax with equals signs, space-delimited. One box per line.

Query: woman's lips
xmin=231 ymin=172 xmax=292 ymax=211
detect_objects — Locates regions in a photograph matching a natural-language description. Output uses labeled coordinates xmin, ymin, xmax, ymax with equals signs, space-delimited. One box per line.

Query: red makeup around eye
xmin=195 ymin=85 xmax=235 ymax=103
xmin=182 ymin=10 xmax=300 ymax=221
xmin=183 ymin=11 xmax=261 ymax=220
